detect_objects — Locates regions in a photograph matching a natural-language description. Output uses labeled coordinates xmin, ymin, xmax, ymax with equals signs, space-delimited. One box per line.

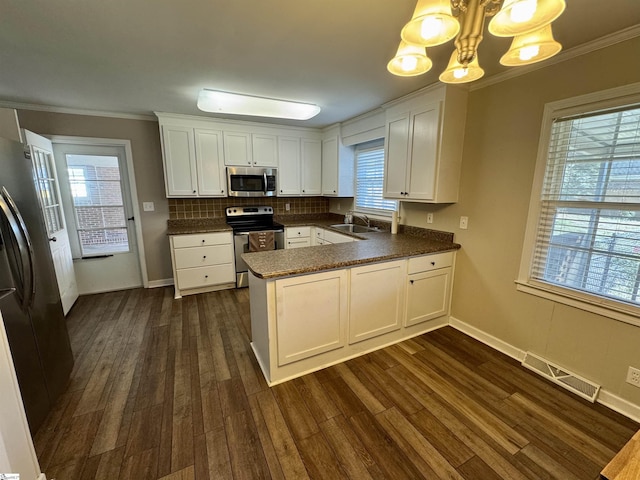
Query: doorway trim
xmin=48 ymin=135 xmax=149 ymax=288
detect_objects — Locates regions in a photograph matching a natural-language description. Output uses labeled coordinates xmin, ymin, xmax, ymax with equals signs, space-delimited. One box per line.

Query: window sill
xmin=515 ymin=280 xmax=640 ymax=328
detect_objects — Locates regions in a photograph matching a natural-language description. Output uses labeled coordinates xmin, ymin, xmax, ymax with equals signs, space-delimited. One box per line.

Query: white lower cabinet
xmin=405 ymin=252 xmax=453 ymax=326
xmin=349 ymin=260 xmax=406 ymax=344
xmin=285 ymin=226 xmax=311 ymax=249
xmin=170 ymin=232 xmax=235 ymax=298
xmin=275 ymin=270 xmax=348 ymax=366
xmin=249 ymin=250 xmax=455 ymax=385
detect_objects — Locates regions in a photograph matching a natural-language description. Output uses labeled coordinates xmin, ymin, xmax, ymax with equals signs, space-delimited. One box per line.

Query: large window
xmin=65 ymin=154 xmax=130 ymax=257
xmin=520 ymin=87 xmax=640 ymax=321
xmin=354 ymin=140 xmax=397 ymax=215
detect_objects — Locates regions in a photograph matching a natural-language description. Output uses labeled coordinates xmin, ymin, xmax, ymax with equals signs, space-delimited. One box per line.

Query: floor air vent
xmin=521 ymin=352 xmax=600 ymax=402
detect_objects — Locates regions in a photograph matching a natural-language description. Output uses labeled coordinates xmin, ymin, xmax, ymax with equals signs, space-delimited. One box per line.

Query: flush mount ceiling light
xmin=388 ymin=0 xmax=565 ymax=84
xmin=197 ymin=89 xmax=321 ymax=120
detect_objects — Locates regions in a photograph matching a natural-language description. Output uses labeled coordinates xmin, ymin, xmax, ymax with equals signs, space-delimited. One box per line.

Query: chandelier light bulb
xmin=453 ymin=68 xmax=468 ymax=79
xmin=401 ymin=56 xmax=419 ymax=71
xmin=519 ymin=44 xmax=540 ymax=60
xmin=421 ymin=16 xmax=445 ymax=41
xmin=510 ymin=0 xmax=538 ymax=23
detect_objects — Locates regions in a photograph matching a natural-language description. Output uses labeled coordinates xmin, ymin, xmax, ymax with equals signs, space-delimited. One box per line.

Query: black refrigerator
xmin=0 ymin=136 xmax=73 ymax=434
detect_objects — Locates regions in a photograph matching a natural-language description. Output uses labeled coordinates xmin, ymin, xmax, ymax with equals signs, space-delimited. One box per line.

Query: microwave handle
xmin=263 ymin=172 xmax=268 ymax=194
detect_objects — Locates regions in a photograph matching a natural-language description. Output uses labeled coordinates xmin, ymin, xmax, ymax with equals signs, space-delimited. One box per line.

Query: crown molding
xmin=470 ymin=24 xmax=640 ymax=91
xmin=0 ymin=100 xmax=157 ymax=122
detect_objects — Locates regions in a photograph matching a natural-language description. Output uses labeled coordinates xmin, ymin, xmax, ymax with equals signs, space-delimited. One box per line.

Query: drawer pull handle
xmin=431 ymin=262 xmax=436 ymax=266
xmin=202 ymin=239 xmax=206 ymax=243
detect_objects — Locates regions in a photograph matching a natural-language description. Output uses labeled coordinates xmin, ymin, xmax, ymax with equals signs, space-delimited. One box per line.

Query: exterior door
xmin=52 ymin=142 xmax=143 ymax=294
xmin=23 ymin=130 xmax=78 ymax=314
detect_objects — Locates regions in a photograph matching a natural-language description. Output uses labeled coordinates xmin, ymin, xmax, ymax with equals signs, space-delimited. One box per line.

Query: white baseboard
xmin=147 ymin=278 xmax=174 ymax=288
xmin=449 ymin=316 xmax=526 ymax=362
xmin=448 ymin=316 xmax=640 ymax=423
xmin=598 ymin=389 xmax=640 ymax=424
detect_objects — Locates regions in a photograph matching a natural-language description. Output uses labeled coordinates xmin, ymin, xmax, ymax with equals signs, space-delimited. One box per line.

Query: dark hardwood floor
xmin=34 ymin=286 xmax=638 ymax=479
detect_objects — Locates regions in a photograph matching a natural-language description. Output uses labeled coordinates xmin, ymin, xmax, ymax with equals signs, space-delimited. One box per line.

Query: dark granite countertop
xmin=167 ymin=218 xmax=232 ymax=235
xmin=242 ymin=230 xmax=460 ymax=279
xmin=166 ymin=215 xmax=460 ymax=279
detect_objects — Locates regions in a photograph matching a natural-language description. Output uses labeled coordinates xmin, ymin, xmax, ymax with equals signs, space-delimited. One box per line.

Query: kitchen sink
xmin=330 ymin=223 xmax=383 ymax=233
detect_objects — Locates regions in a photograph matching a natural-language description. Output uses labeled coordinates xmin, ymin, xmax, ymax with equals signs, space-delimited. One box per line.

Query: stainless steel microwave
xmin=227 ymin=167 xmax=278 ymax=197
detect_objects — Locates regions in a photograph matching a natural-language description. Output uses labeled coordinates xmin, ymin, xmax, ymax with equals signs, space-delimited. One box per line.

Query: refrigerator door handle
xmin=0 ymin=287 xmax=16 ymax=301
xmin=0 ymin=187 xmax=35 ymax=309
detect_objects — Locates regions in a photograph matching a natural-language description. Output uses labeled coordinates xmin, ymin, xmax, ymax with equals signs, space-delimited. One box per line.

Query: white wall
xmin=0 ymin=311 xmax=43 ymax=479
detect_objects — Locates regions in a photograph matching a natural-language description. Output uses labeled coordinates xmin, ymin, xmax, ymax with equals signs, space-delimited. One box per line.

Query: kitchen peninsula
xmin=243 ymin=225 xmax=460 ymax=385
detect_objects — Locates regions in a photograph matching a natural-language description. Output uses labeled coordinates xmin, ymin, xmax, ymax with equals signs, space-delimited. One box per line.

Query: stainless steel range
xmin=226 ymin=206 xmax=285 ymax=288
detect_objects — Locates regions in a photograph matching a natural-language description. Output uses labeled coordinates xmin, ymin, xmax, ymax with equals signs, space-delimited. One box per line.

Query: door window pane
xmin=65 ymin=154 xmax=130 ymax=256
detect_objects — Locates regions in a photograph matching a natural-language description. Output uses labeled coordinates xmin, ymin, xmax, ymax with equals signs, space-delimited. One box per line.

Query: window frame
xmin=517 ymin=82 xmax=640 ymax=327
xmin=354 ymin=139 xmax=398 ymax=217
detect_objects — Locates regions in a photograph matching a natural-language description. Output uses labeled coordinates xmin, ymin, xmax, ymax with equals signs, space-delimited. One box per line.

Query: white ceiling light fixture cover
xmin=197 ymin=89 xmax=321 ymax=120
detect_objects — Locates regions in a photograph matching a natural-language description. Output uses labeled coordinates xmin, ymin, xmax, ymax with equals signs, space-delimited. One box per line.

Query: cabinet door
xmin=195 ymin=129 xmax=226 ymax=197
xmin=349 ymin=260 xmax=406 ymax=344
xmin=162 ymin=125 xmax=197 ymax=196
xmin=276 ymin=270 xmax=347 ymax=365
xmin=407 ymin=103 xmax=440 ymax=200
xmin=253 ymin=134 xmax=278 ymax=167
xmin=321 ymin=137 xmax=338 ymax=195
xmin=301 ymin=138 xmax=322 ymax=195
xmin=223 ymin=131 xmax=253 ymax=166
xmin=383 ymin=113 xmax=410 ymax=200
xmin=405 ymin=267 xmax=451 ymax=327
xmin=278 ymin=136 xmax=301 ymax=195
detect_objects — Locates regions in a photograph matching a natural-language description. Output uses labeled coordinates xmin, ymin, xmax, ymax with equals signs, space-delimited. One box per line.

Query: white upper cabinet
xmin=383 ymin=84 xmax=468 ymax=203
xmin=322 ymin=126 xmax=354 ymax=197
xmin=195 ymin=129 xmax=226 ymax=196
xmin=161 ymin=125 xmax=198 ymax=197
xmin=301 ymin=138 xmax=322 ymax=195
xmin=223 ymin=131 xmax=252 ymax=166
xmin=277 ymin=136 xmax=322 ymax=196
xmin=278 ymin=136 xmax=301 ymax=195
xmin=252 ymin=134 xmax=278 ymax=167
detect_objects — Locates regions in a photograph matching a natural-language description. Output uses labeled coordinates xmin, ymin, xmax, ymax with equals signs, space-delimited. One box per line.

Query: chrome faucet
xmin=346 ymin=211 xmax=370 ymax=227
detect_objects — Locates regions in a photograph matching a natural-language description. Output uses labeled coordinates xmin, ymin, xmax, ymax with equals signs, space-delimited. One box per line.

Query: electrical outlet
xmin=459 ymin=216 xmax=468 ymax=229
xmin=627 ymin=366 xmax=640 ymax=387
xmin=285 ymin=203 xmax=290 ymax=211
xmin=427 ymin=213 xmax=434 ymax=224
xmin=142 ymin=201 xmax=155 ymax=212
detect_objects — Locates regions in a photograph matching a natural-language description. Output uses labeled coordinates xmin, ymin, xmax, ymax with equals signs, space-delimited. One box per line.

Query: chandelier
xmin=387 ymin=0 xmax=565 ymax=83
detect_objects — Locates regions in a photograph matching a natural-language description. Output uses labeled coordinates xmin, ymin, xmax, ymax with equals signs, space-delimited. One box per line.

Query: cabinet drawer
xmin=172 ymin=232 xmax=231 ymax=248
xmin=407 ymin=251 xmax=453 ymax=274
xmin=286 ymin=227 xmax=311 ymax=239
xmin=174 ymin=244 xmax=233 ymax=269
xmin=286 ymin=238 xmax=311 ymax=249
xmin=176 ymin=264 xmax=235 ymax=290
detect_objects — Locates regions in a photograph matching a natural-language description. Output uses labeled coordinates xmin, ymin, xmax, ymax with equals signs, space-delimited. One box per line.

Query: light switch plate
xmin=143 ymin=202 xmax=155 ymax=212
xmin=459 ymin=216 xmax=468 ymax=229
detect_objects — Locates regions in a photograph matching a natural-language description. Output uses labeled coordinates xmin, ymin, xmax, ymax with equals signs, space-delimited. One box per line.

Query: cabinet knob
xmin=333 ymin=190 xmax=336 ymax=193
xmin=193 ymin=190 xmax=196 ymax=194
xmin=410 ymin=279 xmax=414 ymax=285
xmin=302 ymin=189 xmax=305 ymax=193
xmin=205 ymin=275 xmax=209 ymax=279
xmin=202 ymin=239 xmax=206 ymax=243
xmin=203 ymin=255 xmax=207 ymax=259
xmin=221 ymin=190 xmax=224 ymax=194
xmin=431 ymin=261 xmax=436 ymax=266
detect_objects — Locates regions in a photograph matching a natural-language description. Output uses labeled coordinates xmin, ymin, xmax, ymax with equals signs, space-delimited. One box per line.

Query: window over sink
xmin=354 ymin=139 xmax=397 ymax=216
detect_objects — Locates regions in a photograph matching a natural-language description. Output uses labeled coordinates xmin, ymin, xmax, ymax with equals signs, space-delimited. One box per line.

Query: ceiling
xmin=1 ymin=1 xmax=639 ymax=128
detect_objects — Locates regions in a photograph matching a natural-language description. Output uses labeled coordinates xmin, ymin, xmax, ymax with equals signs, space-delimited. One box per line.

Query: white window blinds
xmin=355 ymin=142 xmax=397 ymax=214
xmin=531 ymin=105 xmax=640 ymax=308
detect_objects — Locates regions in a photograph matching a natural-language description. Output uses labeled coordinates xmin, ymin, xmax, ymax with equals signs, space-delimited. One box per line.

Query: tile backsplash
xmin=168 ymin=196 xmax=330 ymax=219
